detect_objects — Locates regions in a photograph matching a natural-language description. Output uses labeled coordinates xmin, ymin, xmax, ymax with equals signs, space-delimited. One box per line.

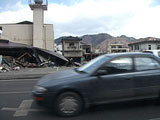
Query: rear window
xmin=135 ymin=57 xmax=160 ymax=71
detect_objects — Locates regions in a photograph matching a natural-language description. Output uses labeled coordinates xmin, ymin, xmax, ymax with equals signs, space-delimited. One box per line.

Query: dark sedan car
xmin=32 ymin=52 xmax=160 ymax=116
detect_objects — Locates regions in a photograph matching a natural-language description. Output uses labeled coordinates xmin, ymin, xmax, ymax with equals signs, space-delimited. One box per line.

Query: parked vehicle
xmin=143 ymin=50 xmax=160 ymax=57
xmin=32 ymin=52 xmax=160 ymax=117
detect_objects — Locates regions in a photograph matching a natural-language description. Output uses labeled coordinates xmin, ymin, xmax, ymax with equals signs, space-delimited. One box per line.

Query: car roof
xmin=103 ymin=52 xmax=155 ymax=58
xmin=143 ymin=50 xmax=160 ymax=52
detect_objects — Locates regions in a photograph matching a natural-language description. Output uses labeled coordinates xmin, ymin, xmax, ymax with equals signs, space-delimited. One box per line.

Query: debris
xmin=73 ymin=62 xmax=81 ymax=67
xmin=0 ymin=39 xmax=77 ymax=73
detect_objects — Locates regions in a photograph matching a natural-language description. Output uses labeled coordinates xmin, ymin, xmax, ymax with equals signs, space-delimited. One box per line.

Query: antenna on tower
xmin=35 ymin=0 xmax=43 ymax=4
xmin=29 ymin=0 xmax=48 ymax=10
xmin=29 ymin=0 xmax=48 ymax=6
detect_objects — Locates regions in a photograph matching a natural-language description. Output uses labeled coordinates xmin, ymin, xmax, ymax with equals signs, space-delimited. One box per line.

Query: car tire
xmin=54 ymin=91 xmax=83 ymax=117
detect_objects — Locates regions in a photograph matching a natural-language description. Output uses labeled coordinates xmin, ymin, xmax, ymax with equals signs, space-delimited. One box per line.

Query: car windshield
xmin=76 ymin=55 xmax=110 ymax=73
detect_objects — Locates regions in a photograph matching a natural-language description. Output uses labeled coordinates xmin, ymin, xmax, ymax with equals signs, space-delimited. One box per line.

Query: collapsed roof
xmin=0 ymin=39 xmax=69 ymax=66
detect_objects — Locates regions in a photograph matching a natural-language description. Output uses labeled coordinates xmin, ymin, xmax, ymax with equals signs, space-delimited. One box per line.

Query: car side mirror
xmin=95 ymin=69 xmax=108 ymax=76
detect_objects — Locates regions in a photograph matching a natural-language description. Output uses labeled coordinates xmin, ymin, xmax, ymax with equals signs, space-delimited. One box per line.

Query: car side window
xmin=100 ymin=57 xmax=132 ymax=74
xmin=158 ymin=52 xmax=160 ymax=57
xmin=135 ymin=57 xmax=160 ymax=71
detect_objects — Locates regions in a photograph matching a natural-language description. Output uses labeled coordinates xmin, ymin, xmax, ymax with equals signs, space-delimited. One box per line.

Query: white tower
xmin=29 ymin=0 xmax=48 ymax=49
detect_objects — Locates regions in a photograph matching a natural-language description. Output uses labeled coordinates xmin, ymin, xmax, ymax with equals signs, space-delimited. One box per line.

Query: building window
xmin=68 ymin=42 xmax=76 ymax=49
xmin=111 ymin=45 xmax=116 ymax=48
xmin=135 ymin=45 xmax=139 ymax=50
xmin=148 ymin=45 xmax=151 ymax=50
xmin=69 ymin=42 xmax=74 ymax=46
xmin=131 ymin=46 xmax=133 ymax=50
xmin=118 ymin=45 xmax=122 ymax=48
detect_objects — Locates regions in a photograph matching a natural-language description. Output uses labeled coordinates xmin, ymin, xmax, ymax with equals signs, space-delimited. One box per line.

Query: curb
xmin=0 ymin=74 xmax=48 ymax=80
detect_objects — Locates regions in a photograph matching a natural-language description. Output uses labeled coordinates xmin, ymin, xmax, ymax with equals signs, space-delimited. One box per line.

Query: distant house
xmin=107 ymin=43 xmax=129 ymax=53
xmin=62 ymin=36 xmax=83 ymax=63
xmin=80 ymin=41 xmax=92 ymax=54
xmin=128 ymin=37 xmax=160 ymax=52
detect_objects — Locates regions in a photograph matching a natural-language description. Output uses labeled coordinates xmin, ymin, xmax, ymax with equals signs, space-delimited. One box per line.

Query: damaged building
xmin=0 ymin=0 xmax=63 ymax=72
xmin=61 ymin=36 xmax=92 ymax=63
xmin=0 ymin=39 xmax=69 ymax=72
xmin=62 ymin=37 xmax=83 ymax=63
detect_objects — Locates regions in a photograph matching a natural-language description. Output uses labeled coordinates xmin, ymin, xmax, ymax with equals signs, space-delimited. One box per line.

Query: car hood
xmin=37 ymin=69 xmax=86 ymax=86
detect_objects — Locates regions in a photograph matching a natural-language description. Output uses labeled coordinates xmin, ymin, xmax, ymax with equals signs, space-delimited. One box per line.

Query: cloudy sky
xmin=0 ymin=0 xmax=160 ymax=39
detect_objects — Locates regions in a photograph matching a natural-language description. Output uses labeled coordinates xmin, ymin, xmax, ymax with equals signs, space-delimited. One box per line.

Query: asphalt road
xmin=1 ymin=77 xmax=160 ymax=120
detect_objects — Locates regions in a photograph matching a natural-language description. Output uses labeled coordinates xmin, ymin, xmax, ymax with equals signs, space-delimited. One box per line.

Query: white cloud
xmin=1 ymin=0 xmax=160 ymax=39
xmin=0 ymin=2 xmax=32 ymax=23
xmin=121 ymin=4 xmax=160 ymax=38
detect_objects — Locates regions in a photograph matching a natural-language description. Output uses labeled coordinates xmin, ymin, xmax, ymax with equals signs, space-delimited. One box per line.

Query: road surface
xmin=1 ymin=73 xmax=160 ymax=120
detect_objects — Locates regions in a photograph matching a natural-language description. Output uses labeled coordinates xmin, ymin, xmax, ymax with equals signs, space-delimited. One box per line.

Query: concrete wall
xmin=0 ymin=24 xmax=33 ymax=45
xmin=62 ymin=40 xmax=83 ymax=58
xmin=44 ymin=24 xmax=54 ymax=51
xmin=139 ymin=43 xmax=157 ymax=50
xmin=0 ymin=24 xmax=54 ymax=51
xmin=129 ymin=42 xmax=160 ymax=52
xmin=63 ymin=51 xmax=83 ymax=57
xmin=63 ymin=41 xmax=80 ymax=50
xmin=33 ymin=8 xmax=44 ymax=49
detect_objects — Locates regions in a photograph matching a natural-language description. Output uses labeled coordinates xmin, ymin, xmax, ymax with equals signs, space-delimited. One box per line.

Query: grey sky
xmin=0 ymin=0 xmax=160 ymax=39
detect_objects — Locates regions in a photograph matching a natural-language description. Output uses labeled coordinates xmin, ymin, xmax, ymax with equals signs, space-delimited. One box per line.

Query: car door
xmin=132 ymin=56 xmax=160 ymax=99
xmin=91 ymin=57 xmax=135 ymax=104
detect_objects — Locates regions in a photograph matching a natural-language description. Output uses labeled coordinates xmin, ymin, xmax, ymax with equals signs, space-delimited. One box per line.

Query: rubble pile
xmin=0 ymin=39 xmax=70 ymax=73
xmin=0 ymin=56 xmax=19 ymax=72
xmin=0 ymin=55 xmax=37 ymax=73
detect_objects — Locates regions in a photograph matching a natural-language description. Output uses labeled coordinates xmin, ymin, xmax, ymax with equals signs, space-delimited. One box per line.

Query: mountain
xmin=55 ymin=33 xmax=112 ymax=46
xmin=55 ymin=33 xmax=136 ymax=47
xmin=80 ymin=33 xmax=112 ymax=46
xmin=54 ymin=36 xmax=66 ymax=45
xmin=95 ymin=35 xmax=136 ymax=52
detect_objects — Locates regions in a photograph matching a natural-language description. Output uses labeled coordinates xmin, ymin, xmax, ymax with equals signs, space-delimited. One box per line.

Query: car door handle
xmin=125 ymin=78 xmax=131 ymax=80
xmin=124 ymin=77 xmax=132 ymax=80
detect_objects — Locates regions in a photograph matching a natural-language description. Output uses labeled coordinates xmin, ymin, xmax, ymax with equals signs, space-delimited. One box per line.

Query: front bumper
xmin=32 ymin=91 xmax=55 ymax=107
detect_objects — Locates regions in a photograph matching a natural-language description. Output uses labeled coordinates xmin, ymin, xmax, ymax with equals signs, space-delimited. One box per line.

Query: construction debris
xmin=0 ymin=39 xmax=73 ymax=73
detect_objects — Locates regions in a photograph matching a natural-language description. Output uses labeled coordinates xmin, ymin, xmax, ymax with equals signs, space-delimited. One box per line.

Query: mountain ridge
xmin=55 ymin=33 xmax=158 ymax=52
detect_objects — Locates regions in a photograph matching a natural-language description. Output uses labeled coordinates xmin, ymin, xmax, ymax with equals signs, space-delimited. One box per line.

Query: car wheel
xmin=54 ymin=91 xmax=83 ymax=117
